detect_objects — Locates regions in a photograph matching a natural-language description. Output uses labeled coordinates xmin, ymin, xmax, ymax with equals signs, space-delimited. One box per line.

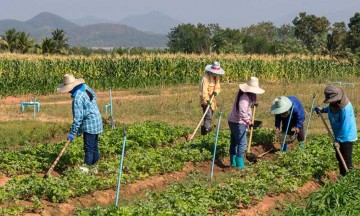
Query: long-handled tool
xmin=304 ymin=94 xmax=315 ymax=141
xmin=115 ymin=128 xmax=127 ymax=206
xmin=245 ymin=105 xmax=258 ymax=163
xmin=210 ymin=111 xmax=222 ymax=180
xmin=318 ymin=112 xmax=349 ymax=173
xmin=281 ymin=106 xmax=294 ymax=152
xmin=188 ymin=95 xmax=215 ymax=143
xmin=44 ymin=139 xmax=71 ymax=178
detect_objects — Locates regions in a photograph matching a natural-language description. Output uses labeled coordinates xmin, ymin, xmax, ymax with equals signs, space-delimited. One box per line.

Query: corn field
xmin=0 ymin=53 xmax=359 ymax=96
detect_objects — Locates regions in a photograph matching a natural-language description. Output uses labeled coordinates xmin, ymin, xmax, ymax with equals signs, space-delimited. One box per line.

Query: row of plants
xmin=0 ymin=54 xmax=359 ymax=96
xmin=0 ymin=121 xmax=243 ymax=205
xmin=75 ymin=134 xmax=360 ymax=215
xmin=283 ymin=169 xmax=360 ymax=215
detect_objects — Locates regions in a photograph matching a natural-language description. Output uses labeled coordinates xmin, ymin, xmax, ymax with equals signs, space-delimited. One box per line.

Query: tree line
xmin=167 ymin=12 xmax=360 ymax=59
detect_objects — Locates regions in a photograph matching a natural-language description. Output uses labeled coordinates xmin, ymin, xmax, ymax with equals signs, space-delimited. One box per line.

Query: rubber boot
xmin=201 ymin=126 xmax=207 ymax=135
xmin=230 ymin=154 xmax=236 ymax=167
xmin=299 ymin=141 xmax=304 ymax=151
xmin=235 ymin=156 xmax=245 ymax=169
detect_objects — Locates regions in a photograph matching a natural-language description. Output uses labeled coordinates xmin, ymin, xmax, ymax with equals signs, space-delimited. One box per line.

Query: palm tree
xmin=41 ymin=37 xmax=56 ymax=54
xmin=0 ymin=28 xmax=18 ymax=52
xmin=51 ymin=29 xmax=69 ymax=53
xmin=16 ymin=31 xmax=35 ymax=53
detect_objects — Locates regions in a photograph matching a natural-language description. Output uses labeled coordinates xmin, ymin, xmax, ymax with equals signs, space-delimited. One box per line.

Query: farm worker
xmin=228 ymin=77 xmax=264 ymax=169
xmin=270 ymin=96 xmax=305 ymax=151
xmin=199 ymin=61 xmax=224 ymax=135
xmin=57 ymin=74 xmax=103 ymax=171
xmin=314 ymin=86 xmax=357 ymax=176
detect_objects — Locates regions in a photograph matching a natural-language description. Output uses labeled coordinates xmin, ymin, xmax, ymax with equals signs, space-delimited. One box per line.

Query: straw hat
xmin=57 ymin=74 xmax=85 ymax=93
xmin=323 ymin=85 xmax=343 ymax=103
xmin=271 ymin=96 xmax=293 ymax=114
xmin=239 ymin=77 xmax=265 ymax=94
xmin=205 ymin=61 xmax=225 ymax=75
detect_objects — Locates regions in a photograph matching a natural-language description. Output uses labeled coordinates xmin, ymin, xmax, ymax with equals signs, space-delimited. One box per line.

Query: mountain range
xmin=0 ymin=11 xmax=182 ymax=48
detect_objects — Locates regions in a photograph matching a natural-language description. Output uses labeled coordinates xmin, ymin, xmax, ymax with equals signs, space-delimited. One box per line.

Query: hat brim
xmin=57 ymin=78 xmax=85 ymax=93
xmin=323 ymin=94 xmax=342 ymax=103
xmin=205 ymin=65 xmax=224 ymax=75
xmin=270 ymin=97 xmax=292 ymax=114
xmin=239 ymin=83 xmax=265 ymax=94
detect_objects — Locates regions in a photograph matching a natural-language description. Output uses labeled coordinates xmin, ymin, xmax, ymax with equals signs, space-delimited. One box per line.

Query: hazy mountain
xmin=70 ymin=16 xmax=116 ymax=26
xmin=119 ymin=11 xmax=181 ymax=34
xmin=0 ymin=12 xmax=168 ymax=47
xmin=68 ymin=23 xmax=167 ymax=47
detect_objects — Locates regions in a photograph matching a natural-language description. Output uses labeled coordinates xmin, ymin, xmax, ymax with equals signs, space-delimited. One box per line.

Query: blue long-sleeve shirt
xmin=275 ymin=96 xmax=305 ymax=131
xmin=70 ymin=84 xmax=103 ymax=135
xmin=323 ymin=103 xmax=357 ymax=143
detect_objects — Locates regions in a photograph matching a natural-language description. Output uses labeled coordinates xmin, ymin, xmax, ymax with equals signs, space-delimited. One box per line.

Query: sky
xmin=1 ymin=0 xmax=359 ymax=28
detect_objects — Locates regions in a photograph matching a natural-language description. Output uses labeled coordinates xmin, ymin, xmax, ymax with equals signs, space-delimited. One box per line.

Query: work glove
xmin=314 ymin=107 xmax=322 ymax=114
xmin=249 ymin=123 xmax=254 ymax=129
xmin=67 ymin=133 xmax=75 ymax=141
xmin=212 ymin=92 xmax=218 ymax=97
xmin=295 ymin=127 xmax=300 ymax=134
xmin=206 ymin=100 xmax=212 ymax=106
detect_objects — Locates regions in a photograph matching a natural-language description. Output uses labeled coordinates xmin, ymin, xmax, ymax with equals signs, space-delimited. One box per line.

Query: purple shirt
xmin=228 ymin=93 xmax=254 ymax=126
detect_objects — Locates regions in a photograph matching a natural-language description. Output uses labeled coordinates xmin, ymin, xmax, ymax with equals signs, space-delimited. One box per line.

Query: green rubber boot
xmin=230 ymin=155 xmax=236 ymax=167
xmin=235 ymin=156 xmax=245 ymax=169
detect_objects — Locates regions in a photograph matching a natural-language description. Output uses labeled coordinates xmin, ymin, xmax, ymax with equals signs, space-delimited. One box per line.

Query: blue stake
xmin=304 ymin=94 xmax=315 ymax=142
xmin=281 ymin=106 xmax=294 ymax=152
xmin=115 ymin=128 xmax=127 ymax=206
xmin=110 ymin=89 xmax=115 ymax=129
xmin=210 ymin=111 xmax=222 ymax=180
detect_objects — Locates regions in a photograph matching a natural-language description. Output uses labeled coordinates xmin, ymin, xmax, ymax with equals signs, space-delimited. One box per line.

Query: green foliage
xmin=346 ymin=12 xmax=360 ymax=52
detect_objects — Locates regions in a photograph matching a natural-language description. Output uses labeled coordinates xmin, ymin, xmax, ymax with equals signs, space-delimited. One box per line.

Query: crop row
xmin=76 ymin=134 xmax=360 ymax=215
xmin=0 ymin=54 xmax=359 ymax=96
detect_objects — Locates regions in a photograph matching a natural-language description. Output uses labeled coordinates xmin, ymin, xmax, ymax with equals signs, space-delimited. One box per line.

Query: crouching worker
xmin=57 ymin=74 xmax=103 ymax=171
xmin=315 ymin=86 xmax=357 ymax=176
xmin=199 ymin=61 xmax=224 ymax=135
xmin=271 ymin=96 xmax=305 ymax=151
xmin=228 ymin=77 xmax=264 ymax=169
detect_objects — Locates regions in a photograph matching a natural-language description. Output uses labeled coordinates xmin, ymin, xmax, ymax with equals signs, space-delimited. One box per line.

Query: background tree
xmin=327 ymin=22 xmax=347 ymax=56
xmin=41 ymin=37 xmax=56 ymax=54
xmin=293 ymin=12 xmax=330 ymax=54
xmin=346 ymin=12 xmax=360 ymax=52
xmin=15 ymin=31 xmax=35 ymax=54
xmin=51 ymin=29 xmax=69 ymax=54
xmin=0 ymin=28 xmax=19 ymax=52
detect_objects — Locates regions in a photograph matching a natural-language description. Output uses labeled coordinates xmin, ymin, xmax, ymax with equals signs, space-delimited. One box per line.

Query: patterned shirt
xmin=70 ymin=84 xmax=103 ymax=135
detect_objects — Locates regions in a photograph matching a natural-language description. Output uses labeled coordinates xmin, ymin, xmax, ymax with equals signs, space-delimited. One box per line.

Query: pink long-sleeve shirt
xmin=228 ymin=93 xmax=254 ymax=126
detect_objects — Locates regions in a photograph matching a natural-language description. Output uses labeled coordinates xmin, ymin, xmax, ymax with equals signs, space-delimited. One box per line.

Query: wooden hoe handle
xmin=247 ymin=105 xmax=257 ymax=153
xmin=45 ymin=139 xmax=71 ymax=177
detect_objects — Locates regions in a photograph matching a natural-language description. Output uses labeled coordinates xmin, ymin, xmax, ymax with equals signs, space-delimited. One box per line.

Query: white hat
xmin=270 ymin=96 xmax=293 ymax=114
xmin=239 ymin=77 xmax=265 ymax=94
xmin=57 ymin=74 xmax=85 ymax=93
xmin=205 ymin=61 xmax=225 ymax=75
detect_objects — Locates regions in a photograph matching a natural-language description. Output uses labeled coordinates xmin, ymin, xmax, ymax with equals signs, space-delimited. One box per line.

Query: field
xmin=0 ymin=54 xmax=360 ymax=215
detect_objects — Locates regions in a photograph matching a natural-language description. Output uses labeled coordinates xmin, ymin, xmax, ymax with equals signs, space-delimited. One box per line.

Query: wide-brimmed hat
xmin=323 ymin=85 xmax=343 ymax=103
xmin=239 ymin=77 xmax=265 ymax=94
xmin=57 ymin=74 xmax=85 ymax=93
xmin=205 ymin=61 xmax=225 ymax=75
xmin=271 ymin=96 xmax=293 ymax=114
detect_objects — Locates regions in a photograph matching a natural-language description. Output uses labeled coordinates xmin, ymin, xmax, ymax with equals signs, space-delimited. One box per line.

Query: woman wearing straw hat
xmin=199 ymin=61 xmax=224 ymax=135
xmin=315 ymin=86 xmax=357 ymax=176
xmin=270 ymin=96 xmax=305 ymax=150
xmin=228 ymin=77 xmax=265 ymax=169
xmin=57 ymin=74 xmax=103 ymax=172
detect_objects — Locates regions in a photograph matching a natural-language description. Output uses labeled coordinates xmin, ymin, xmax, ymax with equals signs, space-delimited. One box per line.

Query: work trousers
xmin=83 ymin=132 xmax=100 ymax=166
xmin=228 ymin=121 xmax=247 ymax=158
xmin=202 ymin=106 xmax=213 ymax=130
xmin=336 ymin=141 xmax=353 ymax=176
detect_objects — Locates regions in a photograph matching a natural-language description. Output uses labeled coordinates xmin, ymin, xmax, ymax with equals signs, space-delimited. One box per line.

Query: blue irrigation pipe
xmin=210 ymin=111 xmax=222 ymax=180
xmin=115 ymin=128 xmax=127 ymax=206
xmin=281 ymin=106 xmax=294 ymax=152
xmin=304 ymin=94 xmax=315 ymax=141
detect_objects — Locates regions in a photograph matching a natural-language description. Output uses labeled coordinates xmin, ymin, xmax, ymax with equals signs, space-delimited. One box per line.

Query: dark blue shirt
xmin=275 ymin=96 xmax=305 ymax=131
